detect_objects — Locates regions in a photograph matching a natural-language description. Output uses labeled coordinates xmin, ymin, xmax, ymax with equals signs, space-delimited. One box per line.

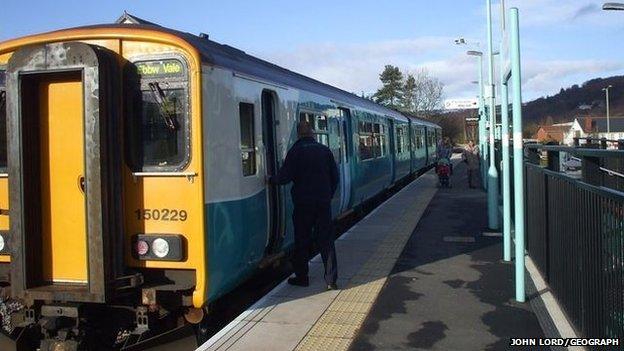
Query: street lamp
xmin=467 ymin=50 xmax=488 ymax=185
xmin=603 ymin=2 xmax=624 ymax=10
xmin=603 ymin=85 xmax=613 ymax=133
xmin=486 ymin=0 xmax=500 ymax=230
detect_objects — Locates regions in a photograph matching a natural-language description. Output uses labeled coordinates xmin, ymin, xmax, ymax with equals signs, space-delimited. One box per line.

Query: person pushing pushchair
xmin=436 ymin=157 xmax=452 ymax=187
xmin=436 ymin=137 xmax=453 ymax=187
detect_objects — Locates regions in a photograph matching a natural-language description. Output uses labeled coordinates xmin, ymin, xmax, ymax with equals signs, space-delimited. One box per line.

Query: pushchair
xmin=436 ymin=158 xmax=451 ymax=188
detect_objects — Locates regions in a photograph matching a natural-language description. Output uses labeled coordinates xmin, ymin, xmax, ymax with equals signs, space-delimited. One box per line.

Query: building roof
xmin=552 ymin=122 xmax=573 ymax=127
xmin=576 ymin=117 xmax=624 ymax=133
xmin=540 ymin=125 xmax=570 ymax=133
xmin=115 ymin=11 xmax=160 ymax=26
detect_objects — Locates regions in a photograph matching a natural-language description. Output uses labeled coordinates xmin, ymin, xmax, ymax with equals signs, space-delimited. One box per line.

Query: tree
xmin=401 ymin=74 xmax=416 ymax=112
xmin=373 ymin=65 xmax=403 ymax=108
xmin=410 ymin=68 xmax=444 ymax=118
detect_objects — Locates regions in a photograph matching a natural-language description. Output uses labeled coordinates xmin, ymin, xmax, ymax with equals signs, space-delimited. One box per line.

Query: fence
xmin=525 ymin=145 xmax=624 ymax=340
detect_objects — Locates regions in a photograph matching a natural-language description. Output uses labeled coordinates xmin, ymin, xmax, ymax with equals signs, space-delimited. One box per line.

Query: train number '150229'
xmin=135 ymin=209 xmax=188 ymax=221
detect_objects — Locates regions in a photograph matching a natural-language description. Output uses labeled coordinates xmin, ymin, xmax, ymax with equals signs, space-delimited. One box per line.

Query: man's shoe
xmin=287 ymin=276 xmax=309 ymax=287
xmin=327 ymin=283 xmax=338 ymax=290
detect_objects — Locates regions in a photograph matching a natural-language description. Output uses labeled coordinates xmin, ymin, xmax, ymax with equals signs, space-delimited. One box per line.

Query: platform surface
xmin=198 ymin=160 xmax=547 ymax=351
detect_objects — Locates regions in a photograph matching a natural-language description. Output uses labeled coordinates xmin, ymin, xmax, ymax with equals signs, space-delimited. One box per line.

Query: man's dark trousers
xmin=292 ymin=200 xmax=337 ymax=285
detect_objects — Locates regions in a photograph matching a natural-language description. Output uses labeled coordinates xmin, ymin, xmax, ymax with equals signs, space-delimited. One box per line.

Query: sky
xmin=2 ymin=0 xmax=624 ymax=102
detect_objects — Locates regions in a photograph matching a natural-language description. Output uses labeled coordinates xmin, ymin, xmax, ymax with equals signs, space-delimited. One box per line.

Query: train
xmin=0 ymin=13 xmax=440 ymax=350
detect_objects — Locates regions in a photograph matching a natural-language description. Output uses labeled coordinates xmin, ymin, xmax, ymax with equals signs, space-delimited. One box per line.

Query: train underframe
xmin=0 ymin=266 xmax=202 ymax=351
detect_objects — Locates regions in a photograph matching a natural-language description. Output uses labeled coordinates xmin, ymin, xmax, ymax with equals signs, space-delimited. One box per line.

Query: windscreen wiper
xmin=148 ymin=82 xmax=178 ymax=131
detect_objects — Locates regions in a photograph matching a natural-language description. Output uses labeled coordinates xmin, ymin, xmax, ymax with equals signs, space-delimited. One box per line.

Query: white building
xmin=561 ymin=117 xmax=624 ymax=146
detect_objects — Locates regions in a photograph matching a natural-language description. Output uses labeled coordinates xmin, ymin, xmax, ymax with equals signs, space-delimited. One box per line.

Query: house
xmin=534 ymin=123 xmax=572 ymax=144
xmin=562 ymin=116 xmax=624 ymax=146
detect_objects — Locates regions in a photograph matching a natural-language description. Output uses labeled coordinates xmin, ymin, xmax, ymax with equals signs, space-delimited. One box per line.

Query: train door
xmin=6 ymin=42 xmax=122 ymax=303
xmin=337 ymin=108 xmax=352 ymax=213
xmin=31 ymin=72 xmax=89 ymax=284
xmin=262 ymin=90 xmax=284 ymax=254
xmin=408 ymin=121 xmax=414 ymax=173
xmin=424 ymin=127 xmax=430 ymax=165
xmin=387 ymin=118 xmax=396 ymax=183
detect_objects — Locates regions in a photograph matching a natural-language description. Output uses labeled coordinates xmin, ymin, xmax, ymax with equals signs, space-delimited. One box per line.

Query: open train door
xmin=261 ymin=90 xmax=285 ymax=255
xmin=337 ymin=108 xmax=352 ymax=214
xmin=6 ymin=42 xmax=124 ymax=304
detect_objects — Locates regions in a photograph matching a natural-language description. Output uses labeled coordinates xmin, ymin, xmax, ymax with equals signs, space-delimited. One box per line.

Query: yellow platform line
xmin=293 ymin=177 xmax=438 ymax=351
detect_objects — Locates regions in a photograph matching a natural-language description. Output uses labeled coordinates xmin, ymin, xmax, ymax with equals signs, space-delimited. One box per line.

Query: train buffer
xmin=197 ymin=158 xmax=571 ymax=351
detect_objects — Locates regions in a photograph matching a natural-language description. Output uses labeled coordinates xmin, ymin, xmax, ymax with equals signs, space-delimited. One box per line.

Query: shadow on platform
xmin=350 ymin=161 xmax=547 ymax=351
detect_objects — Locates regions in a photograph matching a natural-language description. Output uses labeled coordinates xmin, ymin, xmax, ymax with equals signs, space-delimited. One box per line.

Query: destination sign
xmin=135 ymin=60 xmax=184 ymax=77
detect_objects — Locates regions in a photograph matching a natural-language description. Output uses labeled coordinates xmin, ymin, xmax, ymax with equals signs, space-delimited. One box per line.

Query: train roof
xmin=2 ymin=14 xmax=441 ymax=128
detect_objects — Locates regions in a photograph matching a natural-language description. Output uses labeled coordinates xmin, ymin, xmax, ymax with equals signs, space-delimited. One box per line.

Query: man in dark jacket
xmin=271 ymin=121 xmax=340 ymax=290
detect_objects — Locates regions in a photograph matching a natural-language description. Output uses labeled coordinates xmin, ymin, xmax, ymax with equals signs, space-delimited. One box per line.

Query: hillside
xmin=523 ymin=75 xmax=624 ymax=134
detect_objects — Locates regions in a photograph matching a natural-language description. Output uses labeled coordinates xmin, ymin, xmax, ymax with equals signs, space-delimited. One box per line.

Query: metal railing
xmin=525 ymin=144 xmax=624 ymax=340
xmin=573 ymin=137 xmax=624 ymax=150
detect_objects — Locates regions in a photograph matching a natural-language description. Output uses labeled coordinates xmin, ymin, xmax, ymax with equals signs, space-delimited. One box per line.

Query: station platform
xmin=198 ymin=159 xmax=551 ymax=351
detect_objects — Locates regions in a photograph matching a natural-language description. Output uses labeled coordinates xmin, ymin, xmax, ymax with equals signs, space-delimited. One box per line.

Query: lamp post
xmin=486 ymin=0 xmax=500 ymax=230
xmin=603 ymin=85 xmax=613 ymax=133
xmin=467 ymin=50 xmax=487 ymax=184
xmin=603 ymin=2 xmax=624 ymax=10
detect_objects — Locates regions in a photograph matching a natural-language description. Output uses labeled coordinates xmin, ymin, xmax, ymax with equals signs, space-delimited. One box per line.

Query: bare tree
xmin=411 ymin=68 xmax=444 ymax=118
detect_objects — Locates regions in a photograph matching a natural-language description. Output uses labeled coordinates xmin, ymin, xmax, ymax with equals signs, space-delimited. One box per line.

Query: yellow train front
xmin=0 ymin=19 xmax=208 ymax=350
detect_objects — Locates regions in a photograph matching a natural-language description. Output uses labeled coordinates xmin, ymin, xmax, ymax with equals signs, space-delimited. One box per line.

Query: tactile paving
xmin=294 ymin=336 xmax=352 ymax=351
xmin=316 ymin=310 xmax=367 ymax=326
xmin=307 ymin=322 xmax=359 ymax=338
xmin=327 ymin=300 xmax=373 ymax=314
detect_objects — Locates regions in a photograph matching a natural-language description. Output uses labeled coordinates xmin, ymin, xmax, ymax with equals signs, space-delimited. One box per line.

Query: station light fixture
xmin=603 ymin=2 xmax=624 ymax=10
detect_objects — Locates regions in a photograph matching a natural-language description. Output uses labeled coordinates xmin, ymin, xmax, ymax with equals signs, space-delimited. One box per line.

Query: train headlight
xmin=0 ymin=234 xmax=5 ymax=252
xmin=136 ymin=240 xmax=149 ymax=256
xmin=151 ymin=238 xmax=170 ymax=258
xmin=133 ymin=234 xmax=184 ymax=261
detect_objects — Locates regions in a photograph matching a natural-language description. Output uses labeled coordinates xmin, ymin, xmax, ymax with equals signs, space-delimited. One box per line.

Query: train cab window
xmin=239 ymin=103 xmax=256 ymax=176
xmin=0 ymin=69 xmax=6 ymax=173
xmin=125 ymin=58 xmax=190 ymax=172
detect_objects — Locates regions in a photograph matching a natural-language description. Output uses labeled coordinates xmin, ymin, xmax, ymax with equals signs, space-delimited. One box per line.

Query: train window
xmin=378 ymin=124 xmax=387 ymax=157
xmin=358 ymin=121 xmax=374 ymax=160
xmin=299 ymin=112 xmax=329 ymax=146
xmin=239 ymin=103 xmax=256 ymax=176
xmin=0 ymin=70 xmax=7 ymax=173
xmin=299 ymin=112 xmax=313 ymax=125
xmin=136 ymin=89 xmax=187 ymax=168
xmin=329 ymin=119 xmax=341 ymax=161
xmin=396 ymin=126 xmax=404 ymax=154
xmin=316 ymin=115 xmax=328 ymax=131
xmin=125 ymin=58 xmax=190 ymax=172
xmin=358 ymin=121 xmax=388 ymax=160
xmin=314 ymin=115 xmax=329 ymax=146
